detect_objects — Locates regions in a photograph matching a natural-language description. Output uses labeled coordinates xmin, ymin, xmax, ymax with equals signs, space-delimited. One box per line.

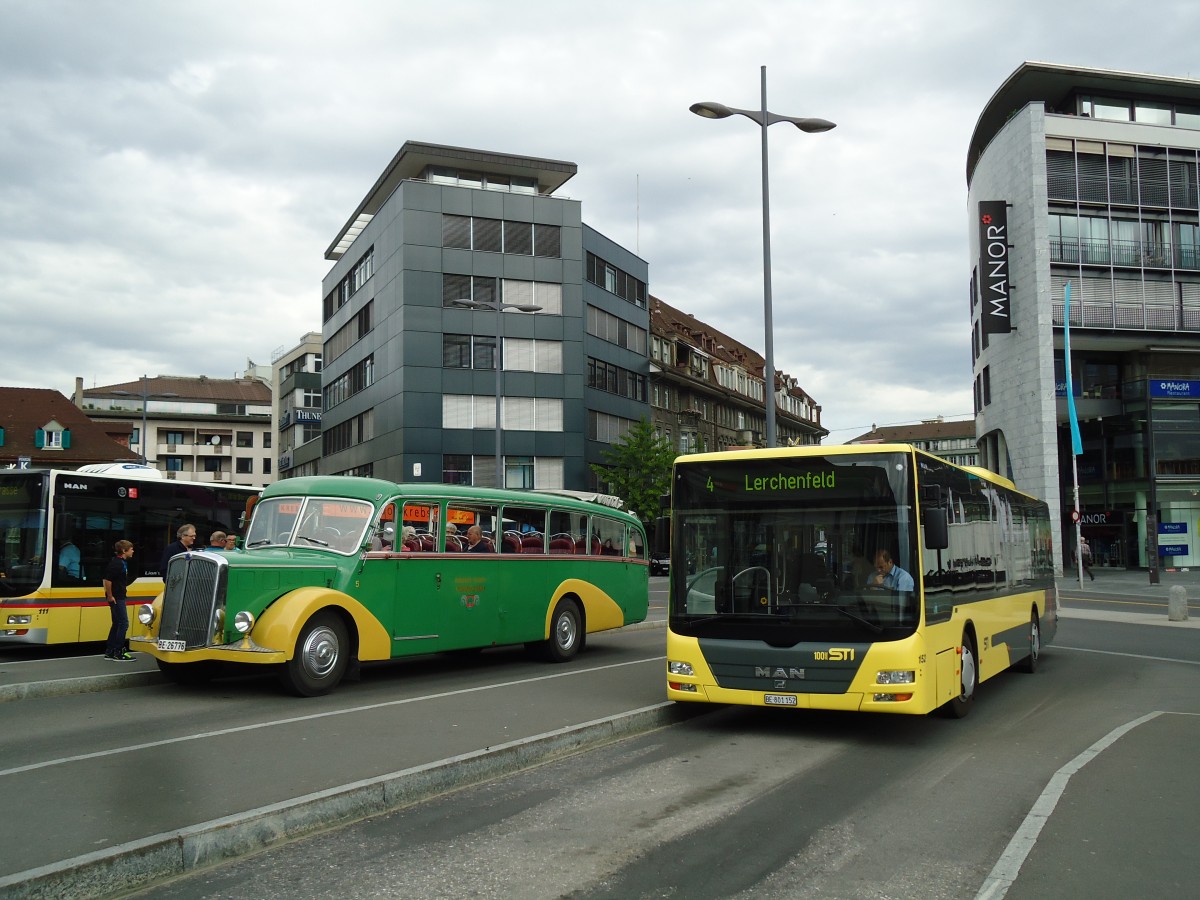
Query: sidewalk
xmin=1057 ymin=564 xmax=1200 ymax=601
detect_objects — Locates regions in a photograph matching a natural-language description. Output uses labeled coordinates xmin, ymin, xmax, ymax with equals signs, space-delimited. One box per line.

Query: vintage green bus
xmin=132 ymin=476 xmax=649 ymax=695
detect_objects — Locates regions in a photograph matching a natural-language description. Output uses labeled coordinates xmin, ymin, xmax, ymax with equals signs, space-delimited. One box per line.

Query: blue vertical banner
xmin=1063 ymin=281 xmax=1083 ymax=455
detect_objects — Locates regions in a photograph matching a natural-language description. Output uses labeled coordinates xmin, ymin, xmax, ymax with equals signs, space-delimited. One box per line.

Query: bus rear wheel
xmin=942 ymin=632 xmax=977 ymax=718
xmin=541 ymin=599 xmax=583 ymax=663
xmin=280 ymin=612 xmax=349 ymax=697
xmin=1017 ymin=611 xmax=1040 ymax=674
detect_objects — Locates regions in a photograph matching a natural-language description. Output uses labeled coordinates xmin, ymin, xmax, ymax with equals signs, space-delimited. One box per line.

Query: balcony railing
xmin=1051 ymin=237 xmax=1198 ymax=269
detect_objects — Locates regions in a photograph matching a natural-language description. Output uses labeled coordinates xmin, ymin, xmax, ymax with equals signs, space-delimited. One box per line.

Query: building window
xmin=204 ymin=458 xmax=222 ymax=473
xmin=164 ymin=457 xmax=183 ymax=472
xmin=263 ymin=458 xmax=272 ymax=475
xmin=504 ymin=456 xmax=535 ymax=489
xmin=443 ymin=334 xmax=497 ymax=370
xmin=236 ymin=458 xmax=253 ymax=474
xmin=443 ymin=454 xmax=473 ymax=485
xmin=236 ymin=431 xmax=253 ymax=448
xmin=164 ymin=431 xmax=186 ymax=445
xmin=263 ymin=432 xmax=272 ymax=450
xmin=442 ymin=274 xmax=498 ymax=307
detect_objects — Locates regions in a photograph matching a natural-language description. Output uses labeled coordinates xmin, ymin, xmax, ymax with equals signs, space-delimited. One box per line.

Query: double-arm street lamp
xmin=690 ymin=65 xmax=835 ymax=448
xmin=112 ymin=375 xmax=178 ymax=466
xmin=452 ymin=299 xmax=542 ymax=487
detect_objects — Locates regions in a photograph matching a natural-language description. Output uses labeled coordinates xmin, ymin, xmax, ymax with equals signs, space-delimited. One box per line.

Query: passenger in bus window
xmin=206 ymin=531 xmax=228 ymax=551
xmin=867 ymin=548 xmax=914 ymax=592
xmin=224 ymin=534 xmax=238 ymax=550
xmin=58 ymin=539 xmax=82 ymax=579
xmin=465 ymin=524 xmax=491 ymax=553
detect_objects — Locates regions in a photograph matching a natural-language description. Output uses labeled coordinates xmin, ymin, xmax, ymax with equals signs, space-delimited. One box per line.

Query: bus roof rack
xmin=531 ymin=489 xmax=626 ymax=510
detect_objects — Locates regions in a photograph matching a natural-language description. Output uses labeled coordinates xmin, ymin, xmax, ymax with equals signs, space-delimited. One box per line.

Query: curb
xmin=0 ymin=670 xmax=164 ymax=704
xmin=0 ymin=701 xmax=699 ymax=899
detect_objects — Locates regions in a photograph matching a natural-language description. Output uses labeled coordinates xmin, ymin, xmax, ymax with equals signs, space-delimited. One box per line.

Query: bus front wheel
xmin=280 ymin=612 xmax=349 ymax=697
xmin=541 ymin=599 xmax=584 ymax=663
xmin=942 ymin=632 xmax=977 ymax=719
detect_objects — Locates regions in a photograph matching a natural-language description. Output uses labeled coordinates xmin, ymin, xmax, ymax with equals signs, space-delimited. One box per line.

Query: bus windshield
xmin=670 ymin=452 xmax=918 ymax=641
xmin=245 ymin=496 xmax=375 ymax=554
xmin=0 ymin=472 xmax=49 ymax=597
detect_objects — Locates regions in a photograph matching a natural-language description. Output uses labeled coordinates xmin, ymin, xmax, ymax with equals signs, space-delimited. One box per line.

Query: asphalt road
xmin=121 ymin=613 xmax=1200 ymax=900
xmin=3 ymin=573 xmax=1198 ymax=898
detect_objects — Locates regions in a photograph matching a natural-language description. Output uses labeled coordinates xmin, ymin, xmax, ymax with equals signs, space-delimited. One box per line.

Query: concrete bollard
xmin=1168 ymin=585 xmax=1189 ymax=621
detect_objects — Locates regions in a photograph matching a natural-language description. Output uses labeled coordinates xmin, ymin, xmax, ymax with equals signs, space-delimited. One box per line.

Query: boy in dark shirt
xmin=103 ymin=540 xmax=136 ymax=661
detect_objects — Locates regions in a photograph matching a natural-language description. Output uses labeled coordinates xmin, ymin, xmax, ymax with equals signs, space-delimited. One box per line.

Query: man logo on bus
xmin=756 ymin=666 xmax=805 ymax=680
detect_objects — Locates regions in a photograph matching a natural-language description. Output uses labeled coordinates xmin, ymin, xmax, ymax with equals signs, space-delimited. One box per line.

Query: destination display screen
xmin=675 ymin=453 xmax=907 ymax=509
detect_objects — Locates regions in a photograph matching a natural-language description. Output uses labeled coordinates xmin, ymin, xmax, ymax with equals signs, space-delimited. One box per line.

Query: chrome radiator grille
xmin=159 ymin=553 xmax=226 ymax=648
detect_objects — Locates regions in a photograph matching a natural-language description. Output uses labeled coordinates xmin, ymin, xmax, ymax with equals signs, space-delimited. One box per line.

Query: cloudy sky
xmin=5 ymin=1 xmax=1200 ymax=442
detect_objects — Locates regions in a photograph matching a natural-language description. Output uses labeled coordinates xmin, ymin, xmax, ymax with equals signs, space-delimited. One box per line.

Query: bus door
xmin=358 ymin=500 xmax=442 ymax=653
xmin=441 ymin=504 xmax=501 ymax=650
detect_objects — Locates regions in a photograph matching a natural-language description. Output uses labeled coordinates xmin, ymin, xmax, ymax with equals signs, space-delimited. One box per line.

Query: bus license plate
xmin=157 ymin=639 xmax=186 ymax=652
xmin=764 ymin=694 xmax=798 ymax=706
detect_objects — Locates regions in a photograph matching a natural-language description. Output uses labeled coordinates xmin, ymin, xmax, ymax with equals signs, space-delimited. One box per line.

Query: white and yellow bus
xmin=0 ymin=465 xmax=255 ymax=646
xmin=666 ymin=445 xmax=1057 ymax=717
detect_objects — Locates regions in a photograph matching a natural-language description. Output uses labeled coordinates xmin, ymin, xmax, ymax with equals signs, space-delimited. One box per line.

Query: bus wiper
xmin=295 ymin=534 xmax=329 ymax=547
xmin=836 ymin=605 xmax=883 ymax=634
xmin=246 ymin=538 xmax=273 ymax=548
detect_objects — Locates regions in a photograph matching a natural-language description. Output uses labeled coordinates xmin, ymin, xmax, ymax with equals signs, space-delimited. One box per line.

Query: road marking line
xmin=975 ymin=711 xmax=1200 ymax=899
xmin=0 ymin=655 xmax=665 ymax=778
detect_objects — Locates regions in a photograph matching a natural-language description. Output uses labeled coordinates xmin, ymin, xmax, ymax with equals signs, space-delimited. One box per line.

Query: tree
xmin=590 ymin=418 xmax=676 ymax=524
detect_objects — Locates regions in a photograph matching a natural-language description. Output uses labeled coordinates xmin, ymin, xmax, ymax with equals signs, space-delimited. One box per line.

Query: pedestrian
xmin=207 ymin=531 xmax=227 ymax=551
xmin=1080 ymin=537 xmax=1095 ymax=580
xmin=160 ymin=523 xmax=197 ymax=574
xmin=103 ymin=540 xmax=136 ymax=661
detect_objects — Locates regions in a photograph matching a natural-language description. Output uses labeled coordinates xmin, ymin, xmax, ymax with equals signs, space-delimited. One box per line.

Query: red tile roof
xmin=0 ymin=387 xmax=136 ymax=468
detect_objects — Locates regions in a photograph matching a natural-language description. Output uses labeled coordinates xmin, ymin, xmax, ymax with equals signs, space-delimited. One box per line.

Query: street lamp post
xmin=690 ymin=65 xmax=834 ymax=448
xmin=112 ymin=376 xmax=178 ymax=466
xmin=451 ymin=299 xmax=542 ymax=486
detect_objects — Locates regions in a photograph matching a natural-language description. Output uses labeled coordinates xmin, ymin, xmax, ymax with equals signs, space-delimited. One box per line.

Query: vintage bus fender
xmin=253 ymin=587 xmax=392 ymax=661
xmin=547 ymin=578 xmax=625 ymax=635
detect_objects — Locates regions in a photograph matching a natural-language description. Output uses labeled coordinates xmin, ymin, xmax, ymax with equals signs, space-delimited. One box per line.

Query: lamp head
xmin=793 ymin=117 xmax=837 ymax=133
xmin=689 ymin=102 xmax=733 ymax=120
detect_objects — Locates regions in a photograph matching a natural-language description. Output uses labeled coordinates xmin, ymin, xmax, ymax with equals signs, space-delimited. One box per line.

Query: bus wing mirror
xmin=923 ymin=506 xmax=948 ymax=550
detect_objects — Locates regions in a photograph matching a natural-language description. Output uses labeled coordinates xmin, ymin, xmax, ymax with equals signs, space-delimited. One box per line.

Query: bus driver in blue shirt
xmin=867 ymin=548 xmax=914 ymax=592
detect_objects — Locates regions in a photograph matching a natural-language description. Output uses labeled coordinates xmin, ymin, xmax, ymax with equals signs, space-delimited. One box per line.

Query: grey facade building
xmin=969 ymin=62 xmax=1200 ymax=572
xmin=320 ymin=141 xmax=649 ymax=490
xmin=273 ymin=332 xmax=323 ymax=479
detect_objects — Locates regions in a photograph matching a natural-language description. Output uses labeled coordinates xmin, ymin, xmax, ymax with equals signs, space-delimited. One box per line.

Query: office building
xmin=320 ymin=141 xmax=649 ymax=490
xmin=969 ymin=61 xmax=1200 ymax=570
xmin=273 ymin=332 xmax=323 ymax=479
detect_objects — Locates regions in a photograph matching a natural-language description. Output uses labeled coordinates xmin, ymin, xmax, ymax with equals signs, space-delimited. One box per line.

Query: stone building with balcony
xmin=272 ymin=332 xmax=323 ymax=480
xmin=76 ymin=372 xmax=274 ymax=487
xmin=648 ymin=296 xmax=825 ymax=454
xmin=968 ymin=61 xmax=1200 ymax=571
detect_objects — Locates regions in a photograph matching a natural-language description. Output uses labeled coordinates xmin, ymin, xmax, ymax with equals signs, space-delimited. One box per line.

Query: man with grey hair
xmin=160 ymin=523 xmax=197 ymax=574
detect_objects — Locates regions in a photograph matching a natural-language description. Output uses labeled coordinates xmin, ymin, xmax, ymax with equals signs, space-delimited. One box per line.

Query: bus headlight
xmin=668 ymin=660 xmax=694 ymax=676
xmin=6 ymin=615 xmax=31 ymax=625
xmin=233 ymin=610 xmax=255 ymax=634
xmin=876 ymin=670 xmax=915 ymax=685
xmin=211 ymin=607 xmax=225 ymax=637
xmin=137 ymin=605 xmax=156 ymax=626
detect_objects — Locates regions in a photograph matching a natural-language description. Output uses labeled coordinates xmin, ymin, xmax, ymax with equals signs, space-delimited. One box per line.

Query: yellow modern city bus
xmin=666 ymin=445 xmax=1057 ymax=717
xmin=0 ymin=465 xmax=255 ymax=646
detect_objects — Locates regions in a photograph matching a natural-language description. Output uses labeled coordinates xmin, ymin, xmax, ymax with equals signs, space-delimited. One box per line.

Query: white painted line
xmin=1054 ymin=644 xmax=1200 ymax=666
xmin=975 ymin=711 xmax=1175 ymax=899
xmin=1058 ymin=607 xmax=1200 ymax=628
xmin=0 ymin=654 xmax=665 ymax=778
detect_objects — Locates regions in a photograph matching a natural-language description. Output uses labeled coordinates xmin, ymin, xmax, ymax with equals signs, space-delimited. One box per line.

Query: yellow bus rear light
xmin=669 ymin=681 xmax=698 ymax=693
